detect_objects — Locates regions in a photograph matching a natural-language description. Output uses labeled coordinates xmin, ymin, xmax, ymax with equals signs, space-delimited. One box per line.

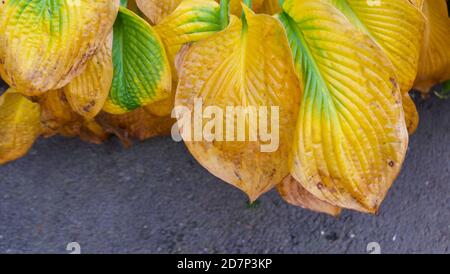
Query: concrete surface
xmin=1 ymin=86 xmax=450 ymax=253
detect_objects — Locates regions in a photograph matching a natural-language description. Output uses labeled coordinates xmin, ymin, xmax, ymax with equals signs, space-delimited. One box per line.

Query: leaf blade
xmin=64 ymin=33 xmax=113 ymax=119
xmin=103 ymin=7 xmax=172 ymax=114
xmin=279 ymin=0 xmax=409 ymax=212
xmin=175 ymin=10 xmax=301 ymax=201
xmin=0 ymin=0 xmax=118 ymax=95
xmin=0 ymin=89 xmax=41 ymax=165
xmin=325 ymin=0 xmax=425 ymax=134
xmin=414 ymin=0 xmax=450 ymax=93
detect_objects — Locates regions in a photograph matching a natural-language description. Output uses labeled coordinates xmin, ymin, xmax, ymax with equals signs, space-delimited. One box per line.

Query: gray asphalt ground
xmin=0 ymin=89 xmax=450 ymax=254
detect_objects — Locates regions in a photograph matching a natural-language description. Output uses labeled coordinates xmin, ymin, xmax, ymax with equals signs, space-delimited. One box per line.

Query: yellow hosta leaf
xmin=0 ymin=89 xmax=41 ymax=165
xmin=154 ymin=0 xmax=223 ymax=81
xmin=175 ymin=10 xmax=301 ymax=201
xmin=278 ymin=176 xmax=342 ymax=216
xmin=63 ymin=33 xmax=113 ymax=119
xmin=279 ymin=0 xmax=409 ymax=213
xmin=325 ymin=0 xmax=424 ymax=134
xmin=414 ymin=0 xmax=450 ymax=94
xmin=96 ymin=109 xmax=174 ymax=146
xmin=0 ymin=0 xmax=119 ymax=95
xmin=136 ymin=0 xmax=183 ymax=25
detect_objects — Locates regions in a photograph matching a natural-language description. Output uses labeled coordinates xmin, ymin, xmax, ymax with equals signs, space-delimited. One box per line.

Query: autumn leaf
xmin=175 ymin=7 xmax=301 ymax=201
xmin=324 ymin=0 xmax=425 ymax=134
xmin=0 ymin=89 xmax=41 ymax=165
xmin=279 ymin=0 xmax=409 ymax=213
xmin=63 ymin=33 xmax=113 ymax=119
xmin=0 ymin=0 xmax=119 ymax=95
xmin=414 ymin=0 xmax=450 ymax=94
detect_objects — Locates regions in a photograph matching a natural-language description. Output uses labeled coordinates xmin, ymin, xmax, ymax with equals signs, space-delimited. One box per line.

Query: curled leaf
xmin=39 ymin=90 xmax=79 ymax=137
xmin=279 ymin=0 xmax=409 ymax=213
xmin=414 ymin=0 xmax=450 ymax=94
xmin=278 ymin=176 xmax=342 ymax=216
xmin=0 ymin=0 xmax=119 ymax=95
xmin=39 ymin=90 xmax=109 ymax=144
xmin=96 ymin=109 xmax=174 ymax=146
xmin=103 ymin=7 xmax=172 ymax=114
xmin=63 ymin=33 xmax=113 ymax=119
xmin=175 ymin=9 xmax=301 ymax=201
xmin=326 ymin=0 xmax=425 ymax=134
xmin=0 ymin=89 xmax=41 ymax=165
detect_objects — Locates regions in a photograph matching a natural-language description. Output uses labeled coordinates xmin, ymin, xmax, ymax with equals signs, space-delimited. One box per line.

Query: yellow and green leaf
xmin=175 ymin=7 xmax=301 ymax=201
xmin=278 ymin=0 xmax=409 ymax=213
xmin=0 ymin=89 xmax=41 ymax=165
xmin=324 ymin=0 xmax=425 ymax=134
xmin=103 ymin=7 xmax=172 ymax=114
xmin=414 ymin=0 xmax=450 ymax=94
xmin=0 ymin=0 xmax=119 ymax=95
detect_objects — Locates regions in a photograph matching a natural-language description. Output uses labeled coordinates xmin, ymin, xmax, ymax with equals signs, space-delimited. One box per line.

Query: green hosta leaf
xmin=103 ymin=7 xmax=172 ymax=114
